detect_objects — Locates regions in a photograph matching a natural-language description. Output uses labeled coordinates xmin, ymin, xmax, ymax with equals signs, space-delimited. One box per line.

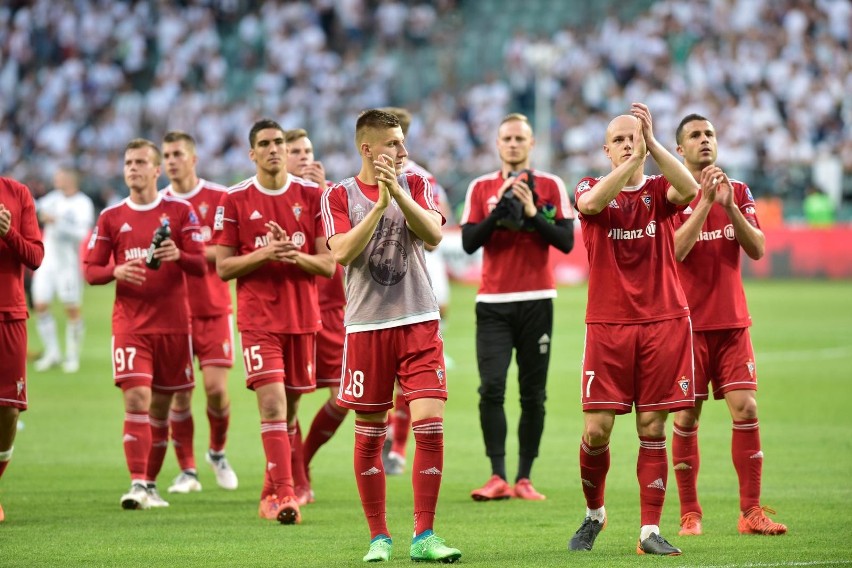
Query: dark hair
xmin=355 ymin=109 xmax=401 ymax=145
xmin=163 ymin=130 xmax=197 ymax=152
xmin=379 ymin=107 xmax=412 ymax=135
xmin=675 ymin=113 xmax=711 ymax=145
xmin=249 ymin=118 xmax=285 ymax=148
xmin=125 ymin=138 xmax=161 ymax=165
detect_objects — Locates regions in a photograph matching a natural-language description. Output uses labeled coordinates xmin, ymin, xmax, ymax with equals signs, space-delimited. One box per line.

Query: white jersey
xmin=36 ymin=189 xmax=95 ymax=270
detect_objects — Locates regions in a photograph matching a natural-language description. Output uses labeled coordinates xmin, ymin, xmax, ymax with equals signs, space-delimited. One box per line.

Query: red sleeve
xmin=176 ymin=204 xmax=206 ymax=276
xmin=84 ymin=213 xmax=116 ymax=284
xmin=738 ymin=183 xmax=760 ymax=229
xmin=212 ymin=193 xmax=239 ymax=247
xmin=320 ymin=185 xmax=353 ymax=239
xmin=2 ymin=188 xmax=44 ymax=270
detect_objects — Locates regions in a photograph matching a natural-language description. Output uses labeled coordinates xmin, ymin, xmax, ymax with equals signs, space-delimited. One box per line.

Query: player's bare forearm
xmin=726 ymin=204 xmax=765 ymax=260
xmin=397 ymin=198 xmax=442 ymax=247
xmin=674 ymin=198 xmax=712 ymax=262
xmin=577 ymin=155 xmax=643 ymax=215
xmin=293 ymin=250 xmax=335 ymax=278
xmin=648 ymin=141 xmax=697 ymax=205
xmin=216 ymin=245 xmax=271 ymax=280
xmin=327 ymin=205 xmax=386 ymax=266
xmin=204 ymin=244 xmax=218 ymax=263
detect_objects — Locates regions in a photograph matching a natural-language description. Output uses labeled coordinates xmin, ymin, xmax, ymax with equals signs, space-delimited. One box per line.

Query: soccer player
xmin=379 ymin=107 xmax=455 ymax=477
xmin=568 ymin=103 xmax=697 ymax=556
xmin=31 ymin=167 xmax=95 ymax=374
xmin=460 ymin=113 xmax=574 ymax=501
xmin=84 ymin=138 xmax=207 ymax=510
xmin=670 ymin=114 xmax=787 ymax=536
xmin=320 ymin=109 xmax=461 ymax=563
xmin=284 ymin=128 xmax=347 ymax=506
xmin=160 ymin=131 xmax=238 ymax=494
xmin=213 ymin=119 xmax=334 ymax=525
xmin=0 ymin=175 xmax=44 ymax=522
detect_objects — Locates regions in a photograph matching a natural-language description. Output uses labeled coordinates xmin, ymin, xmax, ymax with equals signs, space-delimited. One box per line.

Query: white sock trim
xmin=0 ymin=447 xmax=14 ymax=461
xmin=586 ymin=506 xmax=606 ymax=523
xmin=640 ymin=524 xmax=660 ymax=542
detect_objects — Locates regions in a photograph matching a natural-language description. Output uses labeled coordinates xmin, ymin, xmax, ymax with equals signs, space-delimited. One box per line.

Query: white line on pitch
xmin=674 ymin=561 xmax=852 ymax=568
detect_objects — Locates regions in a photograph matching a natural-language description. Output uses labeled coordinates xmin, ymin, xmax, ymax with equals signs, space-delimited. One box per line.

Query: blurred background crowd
xmin=1 ymin=0 xmax=849 ymax=222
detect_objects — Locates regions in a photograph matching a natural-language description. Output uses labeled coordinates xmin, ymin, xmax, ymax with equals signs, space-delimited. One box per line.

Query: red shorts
xmin=239 ymin=330 xmax=316 ymax=393
xmin=693 ymin=328 xmax=757 ymax=400
xmin=337 ymin=320 xmax=447 ymax=413
xmin=112 ymin=333 xmax=195 ymax=393
xmin=191 ymin=314 xmax=234 ymax=369
xmin=316 ymin=307 xmax=345 ymax=387
xmin=581 ymin=317 xmax=694 ymax=414
xmin=0 ymin=320 xmax=28 ymax=410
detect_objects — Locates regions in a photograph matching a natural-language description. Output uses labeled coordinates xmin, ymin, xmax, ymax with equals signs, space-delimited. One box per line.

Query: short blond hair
xmin=125 ymin=138 xmax=162 ymax=165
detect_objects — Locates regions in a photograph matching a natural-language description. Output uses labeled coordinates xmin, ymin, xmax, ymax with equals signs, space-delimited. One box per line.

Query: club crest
xmin=292 ymin=202 xmax=303 ymax=221
xmin=746 ymin=360 xmax=755 ymax=378
xmin=641 ymin=192 xmax=652 ymax=210
xmin=198 ymin=201 xmax=209 ymax=219
xmin=678 ymin=376 xmax=690 ymax=396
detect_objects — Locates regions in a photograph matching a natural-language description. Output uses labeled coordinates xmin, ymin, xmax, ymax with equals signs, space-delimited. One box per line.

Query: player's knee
xmin=731 ymin=395 xmax=757 ymax=421
xmin=674 ymin=408 xmax=700 ymax=428
xmin=171 ymin=390 xmax=192 ymax=409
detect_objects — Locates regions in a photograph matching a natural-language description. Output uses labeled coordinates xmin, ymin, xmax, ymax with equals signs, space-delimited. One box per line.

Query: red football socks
xmin=289 ymin=421 xmax=310 ymax=489
xmin=637 ymin=436 xmax=668 ymax=526
xmin=579 ymin=439 xmax=610 ymax=510
xmin=303 ymin=400 xmax=347 ymax=467
xmin=412 ymin=418 xmax=443 ymax=535
xmin=123 ymin=411 xmax=151 ymax=482
xmin=206 ymin=404 xmax=230 ymax=454
xmin=672 ymin=422 xmax=702 ymax=517
xmin=390 ymin=393 xmax=411 ymax=457
xmin=354 ymin=420 xmax=389 ymax=539
xmin=146 ymin=417 xmax=169 ymax=481
xmin=732 ymin=419 xmax=762 ymax=511
xmin=261 ymin=420 xmax=293 ymax=498
xmin=169 ymin=408 xmax=195 ymax=471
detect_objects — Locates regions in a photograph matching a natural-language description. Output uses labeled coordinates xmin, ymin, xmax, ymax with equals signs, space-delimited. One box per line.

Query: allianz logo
xmin=607 ymin=221 xmax=656 ymax=240
xmin=123 ymin=247 xmax=148 ymax=261
xmin=698 ymin=224 xmax=735 ymax=241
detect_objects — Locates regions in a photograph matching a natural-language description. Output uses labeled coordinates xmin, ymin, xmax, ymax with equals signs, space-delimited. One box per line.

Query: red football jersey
xmin=575 ymin=174 xmax=689 ymax=324
xmin=0 ymin=177 xmax=44 ymax=320
xmin=86 ymin=194 xmax=205 ymax=334
xmin=460 ymin=170 xmax=573 ymax=301
xmin=674 ymin=180 xmax=759 ymax=331
xmin=162 ymin=179 xmax=232 ymax=317
xmin=214 ymin=175 xmax=323 ymax=334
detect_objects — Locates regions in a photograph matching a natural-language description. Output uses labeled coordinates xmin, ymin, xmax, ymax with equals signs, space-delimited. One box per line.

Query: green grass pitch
xmin=2 ymin=280 xmax=851 ymax=567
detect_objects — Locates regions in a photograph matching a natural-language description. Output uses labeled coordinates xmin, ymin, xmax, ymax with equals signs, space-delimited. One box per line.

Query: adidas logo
xmin=646 ymin=478 xmax=666 ymax=491
xmin=361 ymin=466 xmax=381 ymax=476
xmin=750 ymin=451 xmax=764 ymax=460
xmin=419 ymin=467 xmax=442 ymax=475
xmin=249 ymin=210 xmax=263 ymax=220
xmin=581 ymin=478 xmax=596 ymax=488
xmin=122 ymin=434 xmax=137 ymax=443
xmin=673 ymin=462 xmax=692 ymax=471
xmin=267 ymin=462 xmax=277 ymax=471
xmin=119 ymin=222 xmax=132 ymax=232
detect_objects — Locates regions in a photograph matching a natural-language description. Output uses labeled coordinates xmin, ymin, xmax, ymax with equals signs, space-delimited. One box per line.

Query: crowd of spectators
xmin=0 ymin=0 xmax=849 ymax=214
